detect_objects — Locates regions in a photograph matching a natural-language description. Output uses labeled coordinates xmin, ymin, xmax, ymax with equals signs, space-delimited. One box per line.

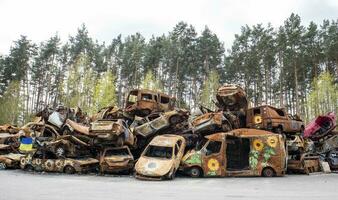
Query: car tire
xmin=64 ymin=165 xmax=76 ymax=174
xmin=0 ymin=162 xmax=6 ymax=170
xmin=189 ymin=167 xmax=202 ymax=178
xmin=262 ymin=167 xmax=275 ymax=177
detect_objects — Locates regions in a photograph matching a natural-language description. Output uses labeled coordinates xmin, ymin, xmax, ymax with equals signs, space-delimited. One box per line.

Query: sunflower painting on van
xmin=180 ymin=129 xmax=286 ymax=178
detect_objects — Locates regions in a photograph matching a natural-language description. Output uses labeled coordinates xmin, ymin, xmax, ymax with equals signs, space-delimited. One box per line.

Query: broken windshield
xmin=144 ymin=145 xmax=173 ymax=159
xmin=105 ymin=148 xmax=130 ymax=156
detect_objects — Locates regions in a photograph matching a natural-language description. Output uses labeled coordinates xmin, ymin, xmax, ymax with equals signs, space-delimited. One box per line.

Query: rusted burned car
xmin=63 ymin=119 xmax=134 ymax=147
xmin=0 ymin=153 xmax=24 ymax=169
xmin=20 ymin=151 xmax=98 ymax=174
xmin=99 ymin=146 xmax=134 ymax=174
xmin=216 ymin=84 xmax=248 ymax=112
xmin=133 ymin=109 xmax=189 ymax=138
xmin=135 ymin=134 xmax=186 ymax=180
xmin=125 ymin=89 xmax=176 ymax=117
xmin=191 ymin=111 xmax=239 ymax=136
xmin=304 ymin=112 xmax=336 ymax=140
xmin=287 ymin=153 xmax=320 ymax=174
xmin=181 ymin=129 xmax=286 ymax=177
xmin=246 ymin=105 xmax=304 ymax=134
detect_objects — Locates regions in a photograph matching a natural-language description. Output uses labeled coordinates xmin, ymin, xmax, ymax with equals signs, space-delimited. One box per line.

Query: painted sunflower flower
xmin=267 ymin=136 xmax=278 ymax=148
xmin=253 ymin=139 xmax=264 ymax=151
xmin=207 ymin=158 xmax=220 ymax=171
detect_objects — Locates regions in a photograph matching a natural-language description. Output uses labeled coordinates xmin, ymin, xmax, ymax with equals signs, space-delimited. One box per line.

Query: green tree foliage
xmin=200 ymin=70 xmax=220 ymax=110
xmin=306 ymin=72 xmax=337 ymax=122
xmin=93 ymin=71 xmax=117 ymax=113
xmin=0 ymin=81 xmax=22 ymax=124
xmin=0 ymin=15 xmax=337 ymax=124
xmin=141 ymin=70 xmax=163 ymax=91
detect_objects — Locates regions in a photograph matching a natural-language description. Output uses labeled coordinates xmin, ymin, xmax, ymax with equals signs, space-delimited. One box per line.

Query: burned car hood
xmin=135 ymin=157 xmax=174 ymax=177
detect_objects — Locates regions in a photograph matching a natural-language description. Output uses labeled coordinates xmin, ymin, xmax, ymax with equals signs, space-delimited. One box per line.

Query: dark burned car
xmin=325 ymin=148 xmax=338 ymax=170
xmin=20 ymin=151 xmax=98 ymax=174
xmin=99 ymin=146 xmax=134 ymax=174
xmin=191 ymin=111 xmax=239 ymax=136
xmin=133 ymin=109 xmax=189 ymax=138
xmin=246 ymin=105 xmax=304 ymax=134
xmin=125 ymin=89 xmax=176 ymax=117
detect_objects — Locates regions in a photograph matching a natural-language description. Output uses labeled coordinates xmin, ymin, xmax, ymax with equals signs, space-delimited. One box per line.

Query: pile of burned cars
xmin=0 ymin=86 xmax=337 ymax=180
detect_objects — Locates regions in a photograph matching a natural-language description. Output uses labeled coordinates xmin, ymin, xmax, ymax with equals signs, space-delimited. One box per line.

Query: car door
xmin=202 ymin=140 xmax=224 ymax=176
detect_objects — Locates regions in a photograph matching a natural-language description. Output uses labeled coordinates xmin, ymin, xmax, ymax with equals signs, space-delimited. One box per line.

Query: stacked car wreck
xmin=0 ymin=86 xmax=336 ymax=180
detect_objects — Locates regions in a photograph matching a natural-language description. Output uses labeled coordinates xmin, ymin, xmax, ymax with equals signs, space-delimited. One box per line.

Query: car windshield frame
xmin=144 ymin=145 xmax=173 ymax=159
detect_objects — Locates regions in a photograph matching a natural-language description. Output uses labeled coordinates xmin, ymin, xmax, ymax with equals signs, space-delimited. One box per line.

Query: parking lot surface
xmin=0 ymin=170 xmax=337 ymax=200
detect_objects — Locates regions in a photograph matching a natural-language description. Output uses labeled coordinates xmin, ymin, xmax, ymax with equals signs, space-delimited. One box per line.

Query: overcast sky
xmin=0 ymin=0 xmax=337 ymax=54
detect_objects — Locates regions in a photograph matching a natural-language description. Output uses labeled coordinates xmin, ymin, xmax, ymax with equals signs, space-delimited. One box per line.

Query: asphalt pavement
xmin=0 ymin=170 xmax=337 ymax=200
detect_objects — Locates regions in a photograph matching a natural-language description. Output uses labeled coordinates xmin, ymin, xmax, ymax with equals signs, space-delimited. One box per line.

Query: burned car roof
xmin=149 ymin=134 xmax=184 ymax=147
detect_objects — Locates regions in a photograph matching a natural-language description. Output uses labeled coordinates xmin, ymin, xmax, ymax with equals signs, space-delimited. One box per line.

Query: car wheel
xmin=262 ymin=167 xmax=275 ymax=177
xmin=0 ymin=162 xmax=6 ymax=170
xmin=64 ymin=165 xmax=76 ymax=174
xmin=190 ymin=167 xmax=202 ymax=178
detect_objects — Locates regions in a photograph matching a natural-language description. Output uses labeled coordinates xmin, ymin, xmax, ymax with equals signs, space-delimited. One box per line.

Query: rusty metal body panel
xmin=99 ymin=146 xmax=134 ymax=173
xmin=0 ymin=153 xmax=24 ymax=169
xmin=191 ymin=111 xmax=238 ymax=136
xmin=135 ymin=134 xmax=186 ymax=180
xmin=216 ymin=84 xmax=248 ymax=112
xmin=125 ymin=89 xmax=176 ymax=117
xmin=287 ymin=154 xmax=320 ymax=174
xmin=65 ymin=119 xmax=135 ymax=147
xmin=91 ymin=106 xmax=126 ymax=121
xmin=246 ymin=105 xmax=304 ymax=134
xmin=20 ymin=151 xmax=98 ymax=173
xmin=181 ymin=129 xmax=286 ymax=177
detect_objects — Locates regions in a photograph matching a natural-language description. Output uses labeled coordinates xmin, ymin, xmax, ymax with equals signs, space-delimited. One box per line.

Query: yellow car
xmin=135 ymin=134 xmax=186 ymax=180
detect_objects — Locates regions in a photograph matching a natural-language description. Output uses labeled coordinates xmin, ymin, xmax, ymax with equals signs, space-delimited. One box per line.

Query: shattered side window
xmin=141 ymin=93 xmax=153 ymax=101
xmin=160 ymin=96 xmax=170 ymax=104
xmin=128 ymin=94 xmax=137 ymax=103
xmin=144 ymin=145 xmax=173 ymax=159
xmin=205 ymin=141 xmax=222 ymax=156
xmin=274 ymin=108 xmax=285 ymax=116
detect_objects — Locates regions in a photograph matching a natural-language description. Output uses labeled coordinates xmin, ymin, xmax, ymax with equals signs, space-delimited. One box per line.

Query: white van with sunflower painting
xmin=180 ymin=128 xmax=286 ymax=177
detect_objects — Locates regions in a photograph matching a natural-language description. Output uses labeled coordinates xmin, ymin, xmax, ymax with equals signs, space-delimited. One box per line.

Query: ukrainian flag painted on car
xmin=19 ymin=137 xmax=33 ymax=151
